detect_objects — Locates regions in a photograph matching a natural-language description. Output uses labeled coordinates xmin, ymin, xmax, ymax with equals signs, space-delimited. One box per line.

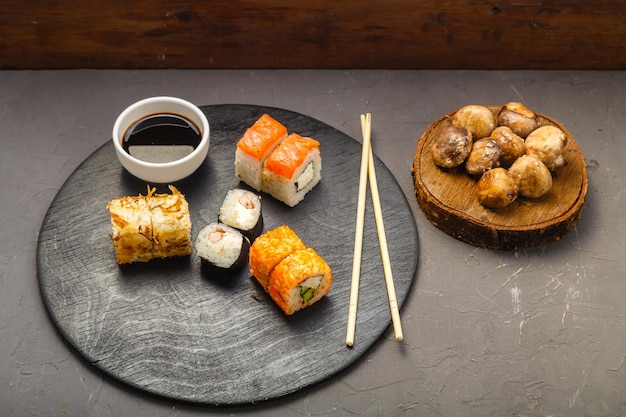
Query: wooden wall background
xmin=2 ymin=0 xmax=625 ymax=70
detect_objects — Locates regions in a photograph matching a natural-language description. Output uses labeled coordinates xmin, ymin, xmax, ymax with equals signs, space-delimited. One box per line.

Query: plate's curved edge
xmin=36 ymin=140 xmax=112 ymax=367
xmin=35 ymin=104 xmax=420 ymax=405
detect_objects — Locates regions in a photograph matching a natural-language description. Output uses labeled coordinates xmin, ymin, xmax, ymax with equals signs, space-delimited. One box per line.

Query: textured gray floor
xmin=2 ymin=69 xmax=626 ymax=416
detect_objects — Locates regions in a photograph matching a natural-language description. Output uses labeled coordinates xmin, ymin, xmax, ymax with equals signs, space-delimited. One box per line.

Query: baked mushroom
xmin=451 ymin=105 xmax=496 ymax=139
xmin=465 ymin=138 xmax=501 ymax=176
xmin=525 ymin=125 xmax=568 ymax=171
xmin=431 ymin=125 xmax=473 ymax=168
xmin=476 ymin=167 xmax=519 ymax=209
xmin=497 ymin=102 xmax=540 ymax=138
xmin=490 ymin=126 xmax=525 ymax=167
xmin=508 ymin=154 xmax=553 ymax=198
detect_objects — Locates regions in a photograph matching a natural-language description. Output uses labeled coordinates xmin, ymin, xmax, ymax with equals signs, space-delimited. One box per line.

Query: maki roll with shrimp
xmin=235 ymin=114 xmax=287 ymax=191
xmin=262 ymin=133 xmax=322 ymax=207
xmin=195 ymin=223 xmax=250 ymax=278
xmin=218 ymin=188 xmax=263 ymax=242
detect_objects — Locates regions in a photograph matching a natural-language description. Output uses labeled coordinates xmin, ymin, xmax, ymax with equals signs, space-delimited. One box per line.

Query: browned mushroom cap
xmin=490 ymin=126 xmax=525 ymax=168
xmin=497 ymin=102 xmax=540 ymax=138
xmin=431 ymin=125 xmax=473 ymax=168
xmin=508 ymin=154 xmax=553 ymax=198
xmin=525 ymin=125 xmax=568 ymax=171
xmin=451 ymin=105 xmax=496 ymax=139
xmin=465 ymin=138 xmax=501 ymax=176
xmin=476 ymin=167 xmax=519 ymax=209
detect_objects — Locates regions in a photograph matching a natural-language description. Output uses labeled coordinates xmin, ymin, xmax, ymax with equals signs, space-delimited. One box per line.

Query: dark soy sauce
xmin=122 ymin=113 xmax=202 ymax=163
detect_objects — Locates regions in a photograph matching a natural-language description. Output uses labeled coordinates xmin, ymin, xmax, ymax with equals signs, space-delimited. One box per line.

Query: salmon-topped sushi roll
xmin=262 ymin=133 xmax=322 ymax=207
xmin=268 ymin=248 xmax=332 ymax=315
xmin=235 ymin=114 xmax=288 ymax=191
xmin=248 ymin=225 xmax=305 ymax=290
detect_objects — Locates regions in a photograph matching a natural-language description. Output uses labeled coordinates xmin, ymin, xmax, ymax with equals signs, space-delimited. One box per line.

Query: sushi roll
xmin=195 ymin=223 xmax=250 ymax=277
xmin=235 ymin=114 xmax=288 ymax=191
xmin=107 ymin=185 xmax=192 ymax=265
xmin=149 ymin=186 xmax=193 ymax=259
xmin=107 ymin=192 xmax=154 ymax=264
xmin=248 ymin=225 xmax=305 ymax=290
xmin=261 ymin=133 xmax=321 ymax=207
xmin=268 ymin=248 xmax=332 ymax=315
xmin=218 ymin=189 xmax=263 ymax=241
xmin=249 ymin=225 xmax=332 ymax=315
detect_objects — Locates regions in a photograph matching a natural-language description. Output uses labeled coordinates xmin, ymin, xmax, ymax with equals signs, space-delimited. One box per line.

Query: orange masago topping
xmin=264 ymin=133 xmax=320 ymax=179
xmin=249 ymin=225 xmax=306 ymax=290
xmin=236 ymin=114 xmax=287 ymax=160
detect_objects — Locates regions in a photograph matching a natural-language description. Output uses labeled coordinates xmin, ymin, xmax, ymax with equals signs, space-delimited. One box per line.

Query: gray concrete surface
xmin=2 ymin=69 xmax=625 ymax=416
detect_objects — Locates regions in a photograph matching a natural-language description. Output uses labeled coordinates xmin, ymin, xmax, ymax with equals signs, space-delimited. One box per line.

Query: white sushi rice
xmin=195 ymin=223 xmax=245 ymax=269
xmin=218 ymin=189 xmax=261 ymax=232
xmin=234 ymin=148 xmax=263 ymax=191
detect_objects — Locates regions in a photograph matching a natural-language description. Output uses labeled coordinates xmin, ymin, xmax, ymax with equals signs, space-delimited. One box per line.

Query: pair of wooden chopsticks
xmin=346 ymin=113 xmax=403 ymax=347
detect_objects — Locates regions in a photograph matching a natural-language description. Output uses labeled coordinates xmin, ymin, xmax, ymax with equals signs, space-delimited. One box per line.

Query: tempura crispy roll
xmin=149 ymin=186 xmax=193 ymax=259
xmin=107 ymin=185 xmax=192 ymax=265
xmin=107 ymin=193 xmax=154 ymax=264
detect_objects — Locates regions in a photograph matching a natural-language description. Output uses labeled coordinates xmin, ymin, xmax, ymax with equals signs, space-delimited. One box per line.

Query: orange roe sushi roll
xmin=268 ymin=248 xmax=332 ymax=315
xmin=261 ymin=133 xmax=321 ymax=207
xmin=235 ymin=114 xmax=288 ymax=191
xmin=248 ymin=225 xmax=305 ymax=290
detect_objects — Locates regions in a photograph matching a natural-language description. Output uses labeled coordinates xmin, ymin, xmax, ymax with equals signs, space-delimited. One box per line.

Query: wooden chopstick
xmin=345 ymin=113 xmax=372 ymax=347
xmin=366 ymin=125 xmax=404 ymax=342
xmin=346 ymin=113 xmax=403 ymax=347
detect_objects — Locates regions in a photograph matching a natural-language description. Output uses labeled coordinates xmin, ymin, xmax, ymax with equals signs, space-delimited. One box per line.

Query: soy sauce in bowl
xmin=122 ymin=113 xmax=202 ymax=163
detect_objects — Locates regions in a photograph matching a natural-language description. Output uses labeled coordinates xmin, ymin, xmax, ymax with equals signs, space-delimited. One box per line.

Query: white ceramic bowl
xmin=112 ymin=96 xmax=210 ymax=183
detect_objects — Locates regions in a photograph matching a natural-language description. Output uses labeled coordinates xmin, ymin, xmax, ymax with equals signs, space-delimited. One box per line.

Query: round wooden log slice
xmin=412 ymin=105 xmax=588 ymax=251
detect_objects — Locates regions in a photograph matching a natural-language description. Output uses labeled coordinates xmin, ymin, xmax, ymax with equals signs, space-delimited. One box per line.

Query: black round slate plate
xmin=37 ymin=104 xmax=419 ymax=405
